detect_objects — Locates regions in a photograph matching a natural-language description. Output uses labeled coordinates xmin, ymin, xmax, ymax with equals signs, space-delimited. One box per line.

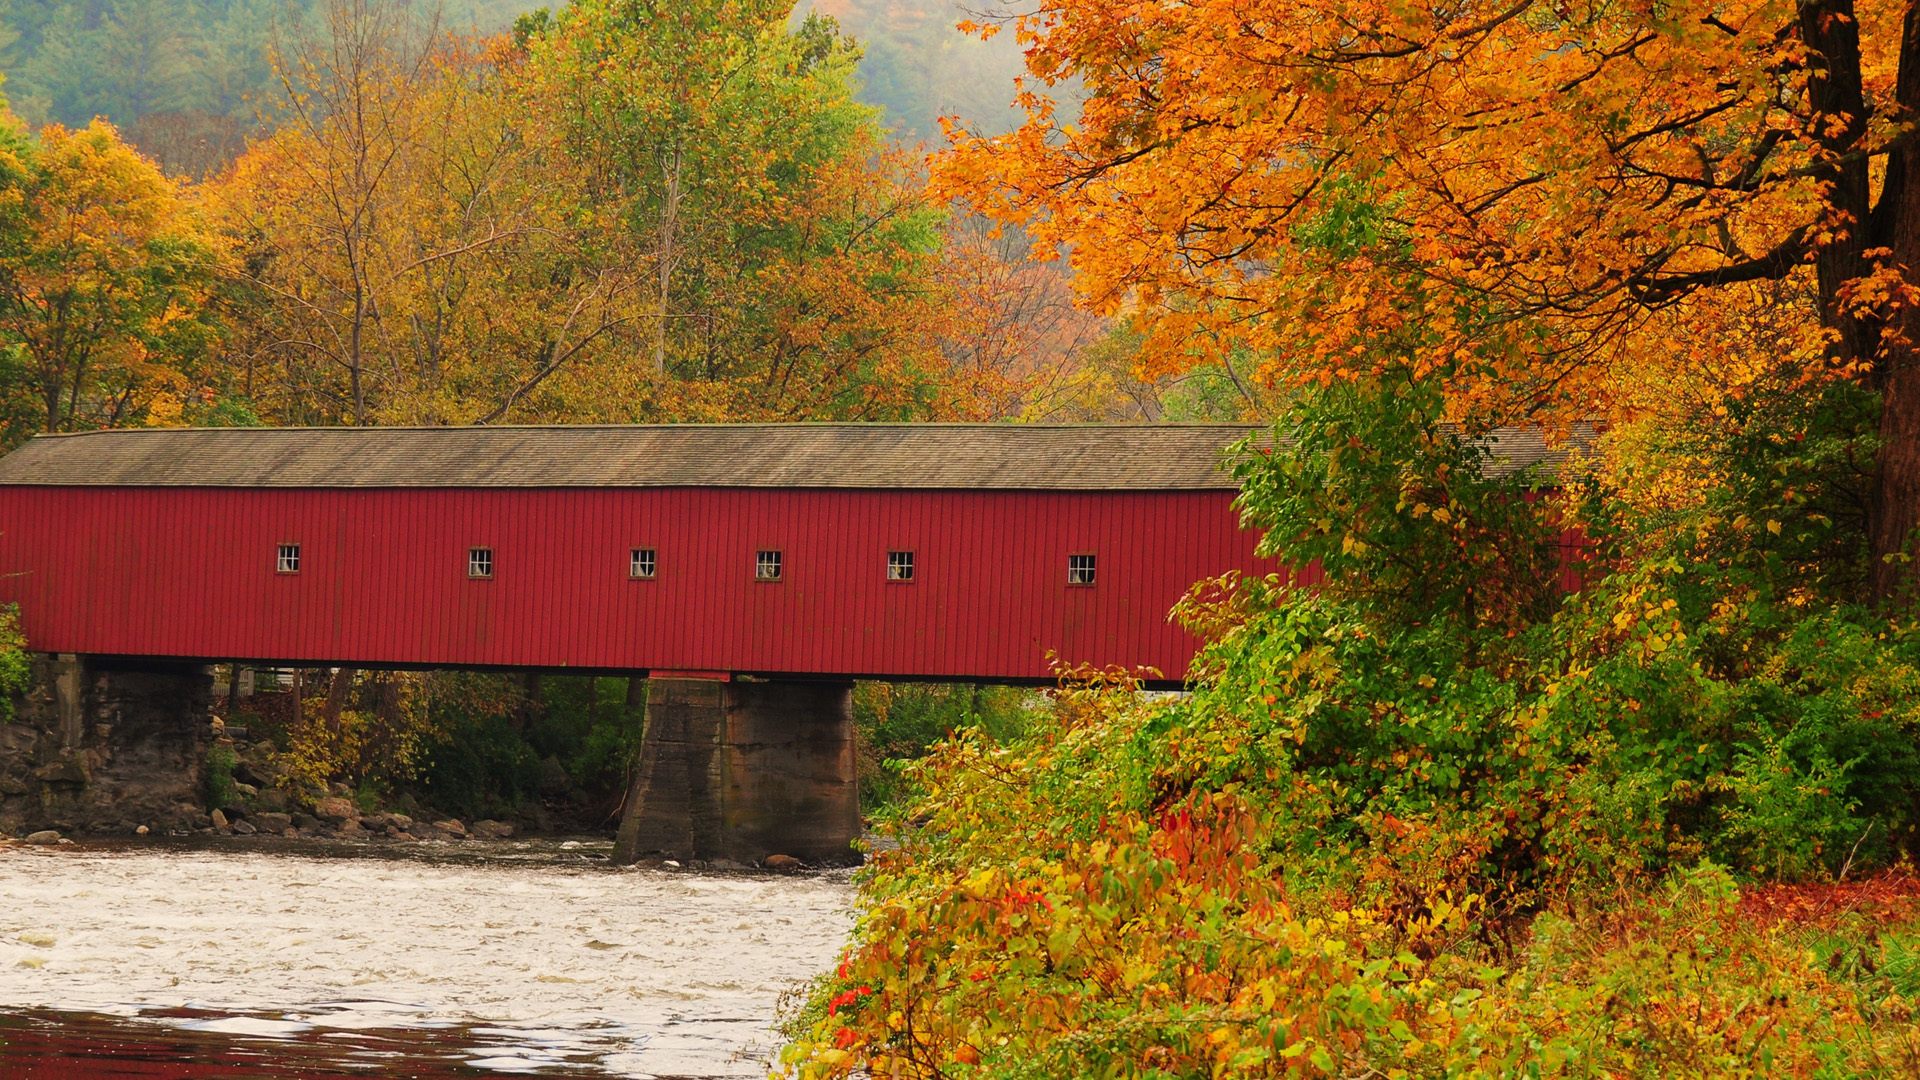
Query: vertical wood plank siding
xmin=0 ymin=487 xmax=1269 ymax=682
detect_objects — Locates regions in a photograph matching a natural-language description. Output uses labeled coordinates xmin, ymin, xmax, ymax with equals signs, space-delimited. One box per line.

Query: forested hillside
xmin=0 ymin=0 xmax=1026 ymax=177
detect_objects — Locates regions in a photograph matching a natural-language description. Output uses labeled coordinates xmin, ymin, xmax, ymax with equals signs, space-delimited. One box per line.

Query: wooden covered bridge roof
xmin=0 ymin=422 xmax=1583 ymax=489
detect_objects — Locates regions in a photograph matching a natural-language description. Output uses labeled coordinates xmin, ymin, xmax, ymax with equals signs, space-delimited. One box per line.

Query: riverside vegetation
xmin=780 ymin=373 xmax=1920 ymax=1077
xmin=197 ymin=672 xmax=1033 ymax=843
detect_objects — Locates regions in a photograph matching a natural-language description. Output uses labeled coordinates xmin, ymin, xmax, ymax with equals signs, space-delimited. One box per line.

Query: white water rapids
xmin=0 ymin=839 xmax=856 ymax=1077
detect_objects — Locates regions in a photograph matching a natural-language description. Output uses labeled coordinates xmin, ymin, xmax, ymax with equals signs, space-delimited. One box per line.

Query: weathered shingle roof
xmin=0 ymin=424 xmax=1261 ymax=490
xmin=0 ymin=422 xmax=1588 ymax=490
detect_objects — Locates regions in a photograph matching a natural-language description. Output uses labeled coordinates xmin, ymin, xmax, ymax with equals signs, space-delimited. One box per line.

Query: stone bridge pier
xmin=0 ymin=654 xmax=211 ymax=835
xmin=614 ymin=678 xmax=861 ymax=866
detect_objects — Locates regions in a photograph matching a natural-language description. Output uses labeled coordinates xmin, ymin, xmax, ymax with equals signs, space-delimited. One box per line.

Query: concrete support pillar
xmin=615 ymin=677 xmax=725 ymax=862
xmin=613 ymin=678 xmax=860 ymax=866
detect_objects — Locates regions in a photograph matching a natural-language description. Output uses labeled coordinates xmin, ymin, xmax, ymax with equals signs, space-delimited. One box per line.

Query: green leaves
xmin=1229 ymin=370 xmax=1568 ymax=639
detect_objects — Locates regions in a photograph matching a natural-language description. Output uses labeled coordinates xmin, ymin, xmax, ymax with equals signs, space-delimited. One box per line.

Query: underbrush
xmin=781 ymin=373 xmax=1920 ymax=1078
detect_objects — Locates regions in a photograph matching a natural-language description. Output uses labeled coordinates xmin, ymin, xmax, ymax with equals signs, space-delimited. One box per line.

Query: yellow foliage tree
xmin=0 ymin=115 xmax=222 ymax=445
xmin=209 ymin=1 xmax=652 ymax=427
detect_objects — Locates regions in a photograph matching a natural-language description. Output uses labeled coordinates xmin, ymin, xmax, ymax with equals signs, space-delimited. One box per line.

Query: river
xmin=0 ymin=837 xmax=856 ymax=1078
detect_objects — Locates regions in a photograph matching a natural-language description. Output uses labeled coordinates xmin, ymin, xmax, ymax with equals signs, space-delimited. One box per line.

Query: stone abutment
xmin=0 ymin=655 xmax=212 ymax=835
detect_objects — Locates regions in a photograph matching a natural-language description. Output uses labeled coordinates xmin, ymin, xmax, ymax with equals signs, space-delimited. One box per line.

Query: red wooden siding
xmin=0 ymin=486 xmax=1267 ymax=684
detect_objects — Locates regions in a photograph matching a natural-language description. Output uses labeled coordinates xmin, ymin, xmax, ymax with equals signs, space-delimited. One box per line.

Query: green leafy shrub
xmin=0 ymin=605 xmax=32 ymax=720
xmin=853 ymin=682 xmax=1037 ymax=813
xmin=205 ymin=744 xmax=237 ymax=812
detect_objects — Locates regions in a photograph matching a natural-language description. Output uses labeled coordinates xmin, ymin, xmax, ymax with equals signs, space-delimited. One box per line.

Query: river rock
xmin=134 ymin=825 xmax=149 ymax=836
xmin=209 ymin=809 xmax=229 ymax=829
xmin=432 ymin=819 xmax=467 ymax=838
xmin=254 ymin=813 xmax=292 ymax=833
xmin=762 ymin=854 xmax=802 ymax=870
xmin=537 ymin=756 xmax=570 ymax=796
xmin=292 ymin=812 xmax=320 ymax=830
xmin=313 ymin=797 xmax=356 ymax=823
xmin=32 ymin=758 xmax=87 ymax=785
xmin=360 ymin=813 xmax=391 ymax=830
xmin=470 ymin=820 xmax=512 ymax=839
xmin=23 ymin=830 xmax=59 ymax=845
xmin=388 ymin=813 xmax=414 ymax=831
xmin=230 ymin=819 xmax=257 ymax=835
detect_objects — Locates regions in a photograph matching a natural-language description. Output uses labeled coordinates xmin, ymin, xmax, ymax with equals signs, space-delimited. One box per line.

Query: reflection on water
xmin=0 ymin=838 xmax=854 ymax=1077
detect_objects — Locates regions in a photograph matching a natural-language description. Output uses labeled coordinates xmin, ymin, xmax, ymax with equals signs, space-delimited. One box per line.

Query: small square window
xmin=468 ymin=547 xmax=494 ymax=579
xmin=277 ymin=543 xmax=301 ymax=574
xmin=631 ymin=548 xmax=657 ymax=579
xmin=1068 ymin=553 xmax=1097 ymax=586
xmin=755 ymin=550 xmax=783 ymax=582
xmin=887 ymin=550 xmax=915 ymax=582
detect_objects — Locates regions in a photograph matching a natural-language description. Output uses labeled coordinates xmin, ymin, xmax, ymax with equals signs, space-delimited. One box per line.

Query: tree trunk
xmin=1870 ymin=367 xmax=1920 ymax=601
xmin=654 ymin=146 xmax=683 ymax=375
xmin=323 ymin=666 xmax=355 ymax=728
xmin=1861 ymin=2 xmax=1920 ymax=601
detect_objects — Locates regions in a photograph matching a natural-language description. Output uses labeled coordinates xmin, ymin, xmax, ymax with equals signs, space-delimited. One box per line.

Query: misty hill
xmin=0 ymin=0 xmax=1028 ymax=176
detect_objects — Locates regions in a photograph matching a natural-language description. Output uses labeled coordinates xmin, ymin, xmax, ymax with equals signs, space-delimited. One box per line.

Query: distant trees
xmin=0 ymin=0 xmax=284 ymax=177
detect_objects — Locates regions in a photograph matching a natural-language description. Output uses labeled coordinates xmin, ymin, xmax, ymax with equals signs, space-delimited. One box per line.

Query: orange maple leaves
xmin=934 ymin=0 xmax=1908 ymax=427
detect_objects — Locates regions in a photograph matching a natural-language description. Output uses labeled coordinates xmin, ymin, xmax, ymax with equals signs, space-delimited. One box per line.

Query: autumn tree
xmin=0 ymin=115 xmax=222 ymax=444
xmin=936 ymin=0 xmax=1920 ymax=601
xmin=933 ymin=217 xmax=1105 ymax=419
xmin=211 ymin=0 xmax=651 ymax=426
xmin=521 ymin=0 xmax=958 ymax=420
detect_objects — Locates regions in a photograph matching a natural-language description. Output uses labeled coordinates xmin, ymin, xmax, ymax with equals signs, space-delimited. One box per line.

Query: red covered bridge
xmin=0 ymin=423 xmax=1572 ymax=862
xmin=0 ymin=424 xmax=1275 ymax=685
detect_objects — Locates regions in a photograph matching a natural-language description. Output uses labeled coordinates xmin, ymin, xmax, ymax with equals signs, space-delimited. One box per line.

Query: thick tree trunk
xmin=1812 ymin=0 xmax=1919 ymax=602
xmin=1871 ymin=359 xmax=1920 ymax=600
xmin=1802 ymin=0 xmax=1875 ymax=362
xmin=1862 ymin=2 xmax=1920 ymax=602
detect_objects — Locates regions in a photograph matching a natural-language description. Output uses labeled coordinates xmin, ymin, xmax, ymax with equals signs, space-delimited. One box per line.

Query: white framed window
xmin=276 ymin=543 xmax=301 ymax=574
xmin=630 ymin=548 xmax=657 ymax=579
xmin=755 ymin=550 xmax=783 ymax=582
xmin=887 ymin=550 xmax=915 ymax=582
xmin=468 ymin=547 xmax=494 ymax=579
xmin=1068 ymin=552 xmax=1097 ymax=586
